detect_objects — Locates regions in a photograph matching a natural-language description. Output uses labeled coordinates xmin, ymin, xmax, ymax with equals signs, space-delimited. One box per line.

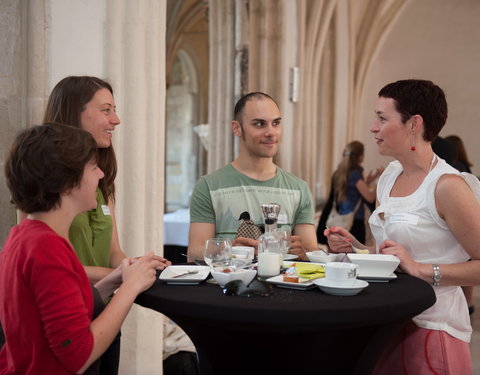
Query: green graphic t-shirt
xmin=190 ymin=165 xmax=314 ymax=239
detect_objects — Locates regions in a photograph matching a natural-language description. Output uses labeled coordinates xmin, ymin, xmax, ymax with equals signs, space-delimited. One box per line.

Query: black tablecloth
xmin=136 ymin=273 xmax=435 ymax=375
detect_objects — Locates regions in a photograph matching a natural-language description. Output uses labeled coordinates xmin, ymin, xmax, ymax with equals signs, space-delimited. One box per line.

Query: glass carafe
xmin=257 ymin=203 xmax=283 ymax=278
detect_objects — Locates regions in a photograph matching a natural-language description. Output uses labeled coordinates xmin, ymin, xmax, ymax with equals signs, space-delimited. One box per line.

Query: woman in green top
xmin=43 ymin=76 xmax=126 ymax=281
xmin=39 ymin=76 xmax=171 ymax=374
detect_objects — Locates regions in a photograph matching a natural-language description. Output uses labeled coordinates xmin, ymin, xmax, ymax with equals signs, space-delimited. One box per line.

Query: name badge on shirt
xmin=101 ymin=205 xmax=111 ymax=216
xmin=389 ymin=213 xmax=419 ymax=225
xmin=277 ymin=213 xmax=288 ymax=224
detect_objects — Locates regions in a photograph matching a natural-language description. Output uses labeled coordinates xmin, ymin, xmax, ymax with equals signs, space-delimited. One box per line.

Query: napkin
xmin=295 ymin=263 xmax=325 ymax=280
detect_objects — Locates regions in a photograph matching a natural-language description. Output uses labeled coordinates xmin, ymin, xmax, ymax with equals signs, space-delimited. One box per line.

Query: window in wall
xmin=165 ymin=51 xmax=200 ymax=212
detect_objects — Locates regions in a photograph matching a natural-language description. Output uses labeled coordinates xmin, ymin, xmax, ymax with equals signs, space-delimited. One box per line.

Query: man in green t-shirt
xmin=188 ymin=92 xmax=318 ymax=260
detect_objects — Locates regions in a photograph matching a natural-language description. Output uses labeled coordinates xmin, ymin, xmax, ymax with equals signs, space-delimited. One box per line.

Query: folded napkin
xmin=295 ymin=263 xmax=325 ymax=280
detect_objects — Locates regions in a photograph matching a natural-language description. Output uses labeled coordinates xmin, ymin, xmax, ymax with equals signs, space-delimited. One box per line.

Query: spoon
xmin=325 ymin=226 xmax=365 ymax=254
xmin=316 ymin=246 xmax=330 ymax=256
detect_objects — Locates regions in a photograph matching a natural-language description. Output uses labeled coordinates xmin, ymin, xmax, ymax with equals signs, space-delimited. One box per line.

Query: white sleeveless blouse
xmin=369 ymin=156 xmax=480 ymax=343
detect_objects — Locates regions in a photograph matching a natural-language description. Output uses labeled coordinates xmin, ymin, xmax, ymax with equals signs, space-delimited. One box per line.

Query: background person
xmin=325 ymin=79 xmax=480 ymax=374
xmin=446 ymin=134 xmax=475 ymax=315
xmin=445 ymin=134 xmax=473 ymax=174
xmin=316 ymin=141 xmax=381 ymax=245
xmin=188 ymin=92 xmax=318 ymax=261
xmin=0 ymin=123 xmax=161 ymax=375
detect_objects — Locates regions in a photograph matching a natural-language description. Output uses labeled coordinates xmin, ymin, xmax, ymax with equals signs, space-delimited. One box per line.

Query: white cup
xmin=232 ymin=246 xmax=255 ymax=261
xmin=325 ymin=262 xmax=358 ymax=285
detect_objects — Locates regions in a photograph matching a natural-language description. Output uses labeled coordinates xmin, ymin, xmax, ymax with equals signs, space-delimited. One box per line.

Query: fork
xmin=325 ymin=226 xmax=364 ymax=254
xmin=171 ymin=270 xmax=199 ymax=278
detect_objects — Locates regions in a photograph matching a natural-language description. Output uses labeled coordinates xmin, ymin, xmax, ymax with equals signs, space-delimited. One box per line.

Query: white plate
xmin=266 ymin=275 xmax=317 ymax=290
xmin=282 ymin=260 xmax=311 ymax=267
xmin=358 ymin=273 xmax=397 ymax=282
xmin=283 ymin=254 xmax=299 ymax=260
xmin=314 ymin=278 xmax=369 ymax=296
xmin=159 ymin=265 xmax=210 ymax=285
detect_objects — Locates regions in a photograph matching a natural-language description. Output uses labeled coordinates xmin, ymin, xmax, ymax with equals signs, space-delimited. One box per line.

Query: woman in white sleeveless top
xmin=325 ymin=79 xmax=480 ymax=375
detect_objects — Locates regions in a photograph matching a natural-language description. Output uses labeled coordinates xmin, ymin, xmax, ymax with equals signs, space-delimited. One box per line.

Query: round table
xmin=136 ymin=273 xmax=435 ymax=375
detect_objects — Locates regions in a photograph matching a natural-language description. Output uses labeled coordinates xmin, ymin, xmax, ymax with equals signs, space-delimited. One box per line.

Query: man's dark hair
xmin=378 ymin=79 xmax=448 ymax=142
xmin=5 ymin=123 xmax=98 ymax=213
xmin=233 ymin=92 xmax=278 ymax=123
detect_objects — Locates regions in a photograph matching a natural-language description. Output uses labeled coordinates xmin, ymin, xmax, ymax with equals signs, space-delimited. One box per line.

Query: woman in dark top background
xmin=317 ymin=141 xmax=381 ymax=245
xmin=445 ymin=135 xmax=473 ymax=173
xmin=446 ymin=134 xmax=475 ymax=315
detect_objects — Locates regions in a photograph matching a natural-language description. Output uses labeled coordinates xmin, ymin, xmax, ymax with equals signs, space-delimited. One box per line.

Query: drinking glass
xmin=257 ymin=235 xmax=282 ymax=279
xmin=203 ymin=238 xmax=232 ymax=270
xmin=276 ymin=228 xmax=292 ymax=256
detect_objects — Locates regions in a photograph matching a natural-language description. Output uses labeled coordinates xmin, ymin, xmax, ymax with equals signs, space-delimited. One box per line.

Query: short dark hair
xmin=233 ymin=92 xmax=279 ymax=123
xmin=44 ymin=76 xmax=117 ymax=201
xmin=5 ymin=123 xmax=98 ymax=213
xmin=378 ymin=79 xmax=448 ymax=142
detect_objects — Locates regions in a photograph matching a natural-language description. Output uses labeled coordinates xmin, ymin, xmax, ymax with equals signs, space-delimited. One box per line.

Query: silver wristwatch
xmin=432 ymin=264 xmax=441 ymax=286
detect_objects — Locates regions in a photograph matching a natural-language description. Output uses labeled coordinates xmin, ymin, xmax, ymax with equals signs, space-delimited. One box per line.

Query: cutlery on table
xmin=171 ymin=270 xmax=199 ymax=278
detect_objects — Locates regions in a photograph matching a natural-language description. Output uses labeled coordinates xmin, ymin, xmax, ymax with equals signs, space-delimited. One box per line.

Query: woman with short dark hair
xmin=326 ymin=79 xmax=480 ymax=374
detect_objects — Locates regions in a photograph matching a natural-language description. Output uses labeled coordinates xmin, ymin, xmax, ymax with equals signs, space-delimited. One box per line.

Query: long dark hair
xmin=332 ymin=141 xmax=364 ymax=202
xmin=43 ymin=76 xmax=117 ymax=201
xmin=445 ymin=135 xmax=473 ymax=169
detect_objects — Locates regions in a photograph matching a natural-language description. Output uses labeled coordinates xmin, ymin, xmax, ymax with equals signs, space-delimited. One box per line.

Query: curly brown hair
xmin=5 ymin=123 xmax=98 ymax=213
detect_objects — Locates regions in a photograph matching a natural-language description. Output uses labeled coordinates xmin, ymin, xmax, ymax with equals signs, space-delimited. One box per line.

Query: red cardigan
xmin=0 ymin=219 xmax=94 ymax=374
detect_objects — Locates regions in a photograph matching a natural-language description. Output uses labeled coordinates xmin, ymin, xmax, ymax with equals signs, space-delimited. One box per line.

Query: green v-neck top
xmin=69 ymin=188 xmax=112 ymax=267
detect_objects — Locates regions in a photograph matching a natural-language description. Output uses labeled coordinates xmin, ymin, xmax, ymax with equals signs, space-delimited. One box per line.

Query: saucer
xmin=313 ymin=278 xmax=369 ymax=296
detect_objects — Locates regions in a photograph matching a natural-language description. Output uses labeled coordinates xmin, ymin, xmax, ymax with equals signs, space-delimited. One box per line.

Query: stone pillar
xmin=207 ymin=0 xmax=237 ymax=172
xmin=293 ymin=0 xmax=337 ymax=199
xmin=105 ymin=1 xmax=166 ymax=373
xmin=0 ymin=0 xmax=49 ymax=244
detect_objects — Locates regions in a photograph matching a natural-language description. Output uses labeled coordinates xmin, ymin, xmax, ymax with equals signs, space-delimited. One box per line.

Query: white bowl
xmin=232 ymin=246 xmax=255 ymax=261
xmin=347 ymin=253 xmax=400 ymax=277
xmin=306 ymin=251 xmax=340 ymax=264
xmin=210 ymin=269 xmax=257 ymax=287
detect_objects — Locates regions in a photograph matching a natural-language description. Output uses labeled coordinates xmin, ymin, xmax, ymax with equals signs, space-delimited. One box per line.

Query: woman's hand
xmin=366 ymin=167 xmax=384 ymax=185
xmin=121 ymin=252 xmax=161 ymax=295
xmin=151 ymin=255 xmax=171 ymax=270
xmin=94 ymin=264 xmax=124 ymax=301
xmin=378 ymin=240 xmax=420 ymax=276
xmin=323 ymin=226 xmax=358 ymax=253
xmin=132 ymin=254 xmax=171 ymax=270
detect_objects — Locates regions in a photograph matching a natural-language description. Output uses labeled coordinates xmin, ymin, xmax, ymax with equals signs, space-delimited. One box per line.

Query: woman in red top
xmin=0 ymin=123 xmax=161 ymax=374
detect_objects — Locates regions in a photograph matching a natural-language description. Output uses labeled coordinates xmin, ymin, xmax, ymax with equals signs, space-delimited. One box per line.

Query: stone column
xmin=105 ymin=1 xmax=166 ymax=373
xmin=0 ymin=0 xmax=49 ymax=243
xmin=207 ymin=0 xmax=237 ymax=172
